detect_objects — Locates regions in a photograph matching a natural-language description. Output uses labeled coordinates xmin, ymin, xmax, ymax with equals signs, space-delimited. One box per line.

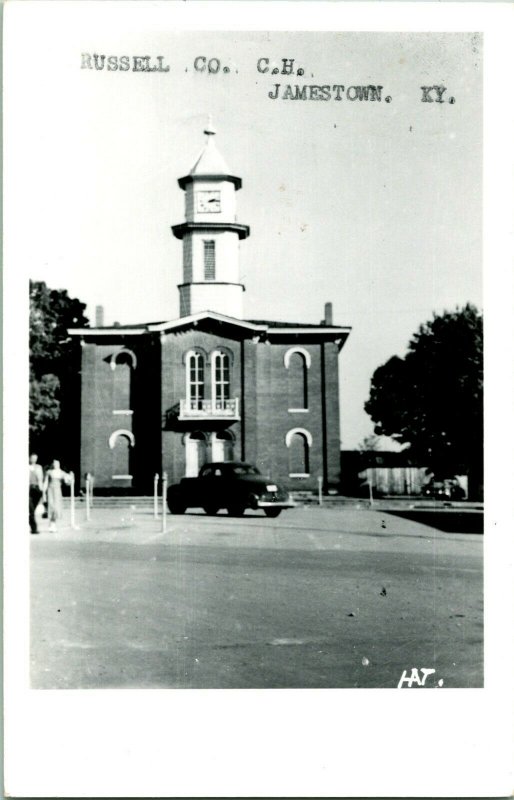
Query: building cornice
xmin=178 ymin=173 xmax=242 ymax=191
xmin=68 ymin=327 xmax=147 ymax=336
xmin=171 ymin=221 xmax=250 ymax=240
xmin=68 ymin=314 xmax=351 ymax=350
xmin=178 ymin=282 xmax=246 ymax=291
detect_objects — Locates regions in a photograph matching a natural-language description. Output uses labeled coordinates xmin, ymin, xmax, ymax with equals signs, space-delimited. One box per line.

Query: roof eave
xmin=148 ymin=311 xmax=268 ymax=334
xmin=177 ymin=173 xmax=242 ymax=190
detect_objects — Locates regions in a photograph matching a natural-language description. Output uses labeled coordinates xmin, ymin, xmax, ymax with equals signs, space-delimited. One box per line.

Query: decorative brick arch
xmin=109 ymin=429 xmax=135 ymax=450
xmin=285 ymin=427 xmax=313 ymax=447
xmin=284 ymin=346 xmax=311 ymax=369
xmin=110 ymin=348 xmax=137 ymax=371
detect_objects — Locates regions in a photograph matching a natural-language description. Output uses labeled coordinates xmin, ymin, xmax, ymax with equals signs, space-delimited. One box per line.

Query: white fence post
xmin=85 ymin=473 xmax=91 ymax=521
xmin=69 ymin=472 xmax=77 ymax=529
xmin=154 ymin=473 xmax=159 ymax=519
xmin=162 ymin=472 xmax=168 ymax=532
xmin=318 ymin=476 xmax=323 ymax=506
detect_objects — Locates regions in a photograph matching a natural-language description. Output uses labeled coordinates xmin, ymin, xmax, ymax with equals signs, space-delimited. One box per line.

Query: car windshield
xmin=230 ymin=465 xmax=261 ymax=476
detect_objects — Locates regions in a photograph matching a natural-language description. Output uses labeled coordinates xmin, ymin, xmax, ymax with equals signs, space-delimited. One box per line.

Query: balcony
xmin=178 ymin=397 xmax=240 ymax=421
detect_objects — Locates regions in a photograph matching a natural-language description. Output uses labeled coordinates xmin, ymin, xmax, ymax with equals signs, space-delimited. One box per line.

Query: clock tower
xmin=172 ymin=119 xmax=250 ymax=318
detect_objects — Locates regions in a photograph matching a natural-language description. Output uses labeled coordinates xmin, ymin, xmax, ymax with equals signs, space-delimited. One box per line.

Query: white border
xmin=4 ymin=2 xmax=514 ymax=797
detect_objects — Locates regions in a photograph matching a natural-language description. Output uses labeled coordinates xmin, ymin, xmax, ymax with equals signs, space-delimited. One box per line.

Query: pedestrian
xmin=43 ymin=459 xmax=71 ymax=532
xmin=29 ymin=453 xmax=44 ymax=534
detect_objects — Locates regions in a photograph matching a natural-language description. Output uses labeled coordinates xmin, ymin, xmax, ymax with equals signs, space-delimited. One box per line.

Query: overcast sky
xmin=10 ymin=25 xmax=482 ymax=448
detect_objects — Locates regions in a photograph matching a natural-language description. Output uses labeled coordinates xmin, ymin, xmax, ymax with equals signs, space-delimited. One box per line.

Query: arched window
xmin=212 ymin=350 xmax=230 ymax=410
xmin=110 ymin=349 xmax=136 ymax=411
xmin=186 ymin=351 xmax=205 ymax=410
xmin=286 ymin=428 xmax=312 ymax=477
xmin=109 ymin=429 xmax=135 ymax=481
xmin=287 ymin=351 xmax=308 ymax=410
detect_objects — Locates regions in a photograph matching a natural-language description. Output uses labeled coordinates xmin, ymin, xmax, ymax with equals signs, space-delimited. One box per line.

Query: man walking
xmin=29 ymin=453 xmax=44 ymax=534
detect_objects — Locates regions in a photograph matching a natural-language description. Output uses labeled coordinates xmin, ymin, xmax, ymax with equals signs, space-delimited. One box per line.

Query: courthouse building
xmin=69 ymin=123 xmax=351 ymax=492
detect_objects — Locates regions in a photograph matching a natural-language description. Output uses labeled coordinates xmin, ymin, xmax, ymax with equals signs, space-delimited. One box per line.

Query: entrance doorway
xmin=211 ymin=431 xmax=235 ymax=463
xmin=185 ymin=431 xmax=208 ymax=477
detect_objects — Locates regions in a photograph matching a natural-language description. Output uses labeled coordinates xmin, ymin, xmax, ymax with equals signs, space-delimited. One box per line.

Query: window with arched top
xmin=212 ymin=350 xmax=230 ymax=410
xmin=186 ymin=351 xmax=205 ymax=410
xmin=287 ymin=351 xmax=309 ymax=410
xmin=109 ymin=429 xmax=135 ymax=481
xmin=110 ymin=349 xmax=136 ymax=411
xmin=286 ymin=428 xmax=312 ymax=477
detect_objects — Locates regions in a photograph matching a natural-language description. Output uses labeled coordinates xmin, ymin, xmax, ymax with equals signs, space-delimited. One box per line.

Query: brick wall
xmin=249 ymin=341 xmax=338 ymax=491
xmin=79 ymin=335 xmax=161 ymax=491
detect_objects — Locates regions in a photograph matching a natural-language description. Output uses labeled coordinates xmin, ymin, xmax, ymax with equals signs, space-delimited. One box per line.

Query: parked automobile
xmin=166 ymin=461 xmax=295 ymax=518
xmin=422 ymin=478 xmax=465 ymax=500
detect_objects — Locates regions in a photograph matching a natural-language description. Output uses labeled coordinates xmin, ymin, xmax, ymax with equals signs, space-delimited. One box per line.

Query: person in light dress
xmin=43 ymin=460 xmax=71 ymax=532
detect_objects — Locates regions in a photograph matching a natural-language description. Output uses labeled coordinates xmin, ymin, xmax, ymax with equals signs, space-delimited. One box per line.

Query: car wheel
xmin=264 ymin=508 xmax=281 ymax=518
xmin=248 ymin=493 xmax=259 ymax=510
xmin=204 ymin=505 xmax=218 ymax=516
xmin=168 ymin=500 xmax=186 ymax=514
xmin=228 ymin=503 xmax=245 ymax=517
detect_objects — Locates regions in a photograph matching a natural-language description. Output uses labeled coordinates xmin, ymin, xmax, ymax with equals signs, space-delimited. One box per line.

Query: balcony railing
xmin=179 ymin=397 xmax=240 ymax=420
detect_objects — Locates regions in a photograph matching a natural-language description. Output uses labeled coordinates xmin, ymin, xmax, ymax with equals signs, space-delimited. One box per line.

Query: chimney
xmin=95 ymin=305 xmax=104 ymax=327
xmin=324 ymin=302 xmax=333 ymax=326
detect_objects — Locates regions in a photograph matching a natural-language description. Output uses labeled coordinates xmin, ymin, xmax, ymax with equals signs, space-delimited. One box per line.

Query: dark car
xmin=166 ymin=461 xmax=295 ymax=518
xmin=422 ymin=478 xmax=466 ymax=501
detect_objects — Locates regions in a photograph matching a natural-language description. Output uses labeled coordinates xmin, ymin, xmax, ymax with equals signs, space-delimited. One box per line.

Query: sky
xmin=9 ymin=24 xmax=482 ymax=448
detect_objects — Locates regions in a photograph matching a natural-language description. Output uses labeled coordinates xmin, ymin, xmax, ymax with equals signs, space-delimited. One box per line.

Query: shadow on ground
xmin=383 ymin=510 xmax=484 ymax=534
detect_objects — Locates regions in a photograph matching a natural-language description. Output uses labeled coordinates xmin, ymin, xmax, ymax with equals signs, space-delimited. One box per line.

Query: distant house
xmin=68 ymin=123 xmax=351 ymax=493
xmin=340 ymin=450 xmax=431 ymax=497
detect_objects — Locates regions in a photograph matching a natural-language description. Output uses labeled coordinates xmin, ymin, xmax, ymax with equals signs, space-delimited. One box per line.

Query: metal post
xmin=161 ymin=472 xmax=168 ymax=532
xmin=318 ymin=475 xmax=323 ymax=506
xmin=86 ymin=473 xmax=91 ymax=521
xmin=90 ymin=474 xmax=94 ymax=507
xmin=154 ymin=473 xmax=159 ymax=519
xmin=69 ymin=472 xmax=77 ymax=529
xmin=368 ymin=469 xmax=374 ymax=506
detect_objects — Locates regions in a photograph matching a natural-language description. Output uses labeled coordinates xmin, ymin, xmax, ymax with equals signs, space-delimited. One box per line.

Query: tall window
xmin=212 ymin=351 xmax=230 ymax=409
xmin=203 ymin=240 xmax=216 ymax=280
xmin=111 ymin=349 xmax=136 ymax=410
xmin=287 ymin=351 xmax=308 ymax=410
xmin=187 ymin=351 xmax=205 ymax=409
xmin=286 ymin=428 xmax=312 ymax=477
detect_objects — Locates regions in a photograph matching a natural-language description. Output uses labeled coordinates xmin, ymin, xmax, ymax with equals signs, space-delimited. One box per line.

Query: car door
xmin=199 ymin=465 xmax=224 ymax=507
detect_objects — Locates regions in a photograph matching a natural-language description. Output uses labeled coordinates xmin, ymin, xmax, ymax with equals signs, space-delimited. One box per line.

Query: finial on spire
xmin=204 ymin=114 xmax=216 ymax=137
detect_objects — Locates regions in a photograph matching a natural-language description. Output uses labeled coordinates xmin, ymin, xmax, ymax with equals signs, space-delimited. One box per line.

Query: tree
xmin=364 ymin=304 xmax=483 ymax=491
xmin=29 ymin=281 xmax=89 ymax=463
